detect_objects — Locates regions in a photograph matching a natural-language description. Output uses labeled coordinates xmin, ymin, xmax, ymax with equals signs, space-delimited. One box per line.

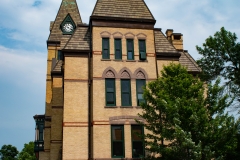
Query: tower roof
xmin=91 ymin=0 xmax=155 ymax=20
xmin=48 ymin=0 xmax=82 ymax=48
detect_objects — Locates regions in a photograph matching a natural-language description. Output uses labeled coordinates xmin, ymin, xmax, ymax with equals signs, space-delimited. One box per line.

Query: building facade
xmin=33 ymin=0 xmax=201 ymax=159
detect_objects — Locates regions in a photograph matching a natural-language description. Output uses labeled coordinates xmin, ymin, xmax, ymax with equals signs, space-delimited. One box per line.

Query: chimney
xmin=165 ymin=29 xmax=183 ymax=51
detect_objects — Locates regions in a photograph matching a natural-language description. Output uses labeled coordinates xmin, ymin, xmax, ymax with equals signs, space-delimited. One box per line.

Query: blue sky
xmin=0 ymin=0 xmax=240 ymax=151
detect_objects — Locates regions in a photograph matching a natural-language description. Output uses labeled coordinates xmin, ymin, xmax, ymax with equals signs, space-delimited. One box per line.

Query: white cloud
xmin=0 ymin=45 xmax=46 ymax=88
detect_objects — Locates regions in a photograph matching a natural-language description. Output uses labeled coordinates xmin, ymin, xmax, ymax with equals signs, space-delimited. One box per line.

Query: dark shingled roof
xmin=154 ymin=30 xmax=178 ymax=53
xmin=92 ymin=0 xmax=155 ymax=20
xmin=179 ymin=52 xmax=202 ymax=73
xmin=52 ymin=60 xmax=63 ymax=73
xmin=48 ymin=0 xmax=82 ymax=49
xmin=64 ymin=26 xmax=91 ymax=50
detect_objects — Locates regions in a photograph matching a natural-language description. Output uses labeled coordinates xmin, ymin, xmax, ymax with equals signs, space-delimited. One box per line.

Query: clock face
xmin=63 ymin=23 xmax=73 ymax=32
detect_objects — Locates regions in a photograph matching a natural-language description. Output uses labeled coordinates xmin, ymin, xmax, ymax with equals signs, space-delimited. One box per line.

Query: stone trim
xmin=118 ymin=67 xmax=133 ymax=79
xmin=133 ymin=68 xmax=148 ymax=79
xmin=124 ymin=32 xmax=135 ymax=39
xmin=136 ymin=33 xmax=147 ymax=39
xmin=102 ymin=67 xmax=118 ymax=78
xmin=100 ymin=31 xmax=111 ymax=38
xmin=112 ymin=31 xmax=123 ymax=38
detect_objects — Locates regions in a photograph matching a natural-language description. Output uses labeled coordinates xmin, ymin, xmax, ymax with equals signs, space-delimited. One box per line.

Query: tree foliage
xmin=138 ymin=63 xmax=239 ymax=160
xmin=0 ymin=144 xmax=18 ymax=160
xmin=196 ymin=27 xmax=240 ymax=103
xmin=18 ymin=141 xmax=36 ymax=160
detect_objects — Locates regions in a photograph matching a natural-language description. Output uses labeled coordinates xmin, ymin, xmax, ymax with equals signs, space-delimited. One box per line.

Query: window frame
xmin=105 ymin=78 xmax=116 ymax=106
xmin=114 ymin=39 xmax=122 ymax=60
xmin=127 ymin=39 xmax=134 ymax=60
xmin=102 ymin=38 xmax=110 ymax=59
xmin=138 ymin=39 xmax=146 ymax=60
xmin=121 ymin=79 xmax=132 ymax=106
xmin=136 ymin=79 xmax=146 ymax=106
xmin=131 ymin=125 xmax=145 ymax=158
xmin=111 ymin=125 xmax=125 ymax=158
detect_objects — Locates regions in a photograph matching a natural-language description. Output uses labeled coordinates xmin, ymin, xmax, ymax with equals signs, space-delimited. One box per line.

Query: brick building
xmin=33 ymin=0 xmax=201 ymax=159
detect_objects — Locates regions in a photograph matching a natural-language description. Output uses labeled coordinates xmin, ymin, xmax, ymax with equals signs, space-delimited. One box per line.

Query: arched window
xmin=120 ymin=70 xmax=132 ymax=106
xmin=104 ymin=69 xmax=116 ymax=106
xmin=134 ymin=69 xmax=147 ymax=106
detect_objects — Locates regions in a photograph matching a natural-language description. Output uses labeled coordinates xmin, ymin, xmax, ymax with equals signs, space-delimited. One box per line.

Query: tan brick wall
xmin=63 ymin=127 xmax=88 ymax=160
xmin=50 ymin=143 xmax=62 ymax=160
xmin=64 ymin=57 xmax=88 ymax=80
xmin=93 ymin=125 xmax=111 ymax=158
xmin=51 ymin=109 xmax=63 ymax=140
xmin=53 ymin=77 xmax=62 ymax=87
xmin=44 ymin=127 xmax=51 ymax=150
xmin=39 ymin=151 xmax=50 ymax=160
xmin=63 ymin=82 xmax=88 ymax=122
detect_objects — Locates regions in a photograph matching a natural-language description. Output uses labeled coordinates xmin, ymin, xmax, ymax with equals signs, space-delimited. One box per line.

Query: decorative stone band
xmin=63 ymin=122 xmax=88 ymax=127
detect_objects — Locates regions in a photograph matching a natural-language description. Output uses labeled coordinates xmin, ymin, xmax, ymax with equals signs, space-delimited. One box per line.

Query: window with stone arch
xmin=120 ymin=68 xmax=132 ymax=106
xmin=134 ymin=69 xmax=147 ymax=106
xmin=104 ymin=68 xmax=117 ymax=106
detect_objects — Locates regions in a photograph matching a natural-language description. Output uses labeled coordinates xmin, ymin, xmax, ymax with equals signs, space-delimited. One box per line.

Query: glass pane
xmin=115 ymin=50 xmax=121 ymax=59
xmin=121 ymin=80 xmax=130 ymax=92
xmin=137 ymin=94 xmax=143 ymax=99
xmin=122 ymin=93 xmax=130 ymax=106
xmin=132 ymin=141 xmax=144 ymax=158
xmin=139 ymin=40 xmax=145 ymax=51
xmin=115 ymin=39 xmax=121 ymax=49
xmin=103 ymin=50 xmax=109 ymax=59
xmin=127 ymin=40 xmax=133 ymax=50
xmin=107 ymin=93 xmax=114 ymax=104
xmin=103 ymin=39 xmax=109 ymax=49
xmin=112 ymin=126 xmax=122 ymax=140
xmin=132 ymin=126 xmax=142 ymax=141
xmin=106 ymin=79 xmax=114 ymax=89
xmin=113 ymin=142 xmax=123 ymax=157
xmin=137 ymin=80 xmax=145 ymax=92
xmin=128 ymin=52 xmax=133 ymax=60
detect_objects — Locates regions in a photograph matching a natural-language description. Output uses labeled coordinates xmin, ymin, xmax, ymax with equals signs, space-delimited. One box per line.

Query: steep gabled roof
xmin=63 ymin=26 xmax=91 ymax=51
xmin=154 ymin=29 xmax=178 ymax=53
xmin=92 ymin=0 xmax=155 ymax=20
xmin=179 ymin=51 xmax=202 ymax=73
xmin=48 ymin=0 xmax=82 ymax=49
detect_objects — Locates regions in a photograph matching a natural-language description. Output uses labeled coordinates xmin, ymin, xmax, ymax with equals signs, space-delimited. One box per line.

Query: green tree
xmin=18 ymin=141 xmax=36 ymax=160
xmin=196 ymin=27 xmax=240 ymax=104
xmin=0 ymin=144 xmax=18 ymax=160
xmin=138 ymin=63 xmax=239 ymax=160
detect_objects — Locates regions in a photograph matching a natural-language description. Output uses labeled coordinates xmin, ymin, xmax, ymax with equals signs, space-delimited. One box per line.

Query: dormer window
xmin=60 ymin=14 xmax=76 ymax=34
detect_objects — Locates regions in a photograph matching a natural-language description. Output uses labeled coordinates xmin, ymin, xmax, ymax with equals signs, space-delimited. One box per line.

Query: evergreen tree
xmin=138 ymin=63 xmax=239 ymax=160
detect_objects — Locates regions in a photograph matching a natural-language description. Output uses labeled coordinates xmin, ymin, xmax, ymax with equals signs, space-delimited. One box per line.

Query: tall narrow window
xmin=132 ymin=125 xmax=144 ymax=158
xmin=112 ymin=125 xmax=124 ymax=158
xmin=57 ymin=50 xmax=62 ymax=60
xmin=121 ymin=79 xmax=131 ymax=106
xmin=127 ymin=39 xmax=134 ymax=60
xmin=136 ymin=79 xmax=146 ymax=106
xmin=115 ymin=39 xmax=122 ymax=59
xmin=105 ymin=79 xmax=116 ymax=106
xmin=139 ymin=40 xmax=146 ymax=60
xmin=102 ymin=38 xmax=109 ymax=59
